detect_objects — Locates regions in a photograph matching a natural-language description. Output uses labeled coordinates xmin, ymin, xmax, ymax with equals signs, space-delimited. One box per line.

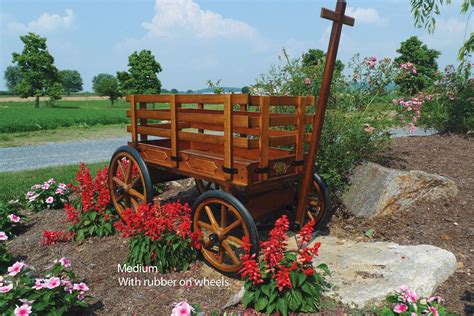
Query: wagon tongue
xmin=295 ymin=0 xmax=355 ymax=227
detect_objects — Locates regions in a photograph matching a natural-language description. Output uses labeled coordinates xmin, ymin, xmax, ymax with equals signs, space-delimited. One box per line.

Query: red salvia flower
xmin=41 ymin=230 xmax=74 ymax=246
xmin=274 ymin=266 xmax=292 ymax=291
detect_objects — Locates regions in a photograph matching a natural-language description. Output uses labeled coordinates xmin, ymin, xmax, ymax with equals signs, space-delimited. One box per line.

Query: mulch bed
xmin=330 ymin=134 xmax=473 ymax=314
xmin=5 ymin=134 xmax=472 ymax=314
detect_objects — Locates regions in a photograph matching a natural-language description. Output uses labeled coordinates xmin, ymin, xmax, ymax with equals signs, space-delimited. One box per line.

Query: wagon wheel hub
xmin=208 ymin=233 xmax=220 ymax=246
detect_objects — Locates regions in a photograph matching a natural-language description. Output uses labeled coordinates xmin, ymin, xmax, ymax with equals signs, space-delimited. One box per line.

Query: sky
xmin=0 ymin=0 xmax=472 ymax=92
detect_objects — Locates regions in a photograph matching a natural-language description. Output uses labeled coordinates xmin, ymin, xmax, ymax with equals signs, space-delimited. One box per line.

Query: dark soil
xmin=5 ymin=134 xmax=472 ymax=315
xmin=330 ymin=134 xmax=473 ymax=315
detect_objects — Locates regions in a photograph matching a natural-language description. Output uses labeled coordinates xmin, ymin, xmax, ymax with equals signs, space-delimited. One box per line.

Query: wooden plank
xmin=189 ymin=122 xmax=259 ymax=135
xmin=178 ymin=131 xmax=251 ymax=149
xmin=126 ymin=94 xmax=171 ymax=103
xmin=176 ymin=94 xmax=225 ymax=104
xmin=129 ymin=95 xmax=138 ymax=145
xmin=127 ymin=126 xmax=171 ymax=138
xmin=170 ymin=94 xmax=179 ymax=167
xmin=223 ymin=94 xmax=233 ymax=181
xmin=295 ymin=96 xmax=306 ymax=172
xmin=139 ymin=102 xmax=148 ymax=141
xmin=259 ymin=96 xmax=270 ymax=181
xmin=197 ymin=103 xmax=204 ymax=133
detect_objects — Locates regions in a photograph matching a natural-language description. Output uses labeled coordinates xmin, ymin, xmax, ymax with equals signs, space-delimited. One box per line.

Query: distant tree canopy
xmin=241 ymin=86 xmax=250 ymax=94
xmin=59 ymin=70 xmax=83 ymax=96
xmin=186 ymin=89 xmax=194 ymax=94
xmin=92 ymin=73 xmax=120 ymax=105
xmin=161 ymin=88 xmax=169 ymax=93
xmin=395 ymin=36 xmax=441 ymax=95
xmin=117 ymin=50 xmax=162 ymax=95
xmin=4 ymin=65 xmax=23 ymax=94
xmin=170 ymin=88 xmax=179 ymax=94
xmin=12 ymin=33 xmax=62 ymax=107
xmin=302 ymin=49 xmax=344 ymax=75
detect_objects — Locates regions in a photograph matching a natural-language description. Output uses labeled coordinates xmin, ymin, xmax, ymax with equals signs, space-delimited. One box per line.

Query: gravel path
xmin=0 ymin=137 xmax=130 ymax=172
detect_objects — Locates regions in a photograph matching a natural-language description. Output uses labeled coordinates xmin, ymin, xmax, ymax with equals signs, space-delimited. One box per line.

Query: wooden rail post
xmin=223 ymin=95 xmax=234 ymax=181
xmin=170 ymin=94 xmax=179 ymax=167
xmin=259 ymin=96 xmax=270 ymax=181
xmin=295 ymin=96 xmax=306 ymax=173
xmin=139 ymin=102 xmax=148 ymax=141
xmin=197 ymin=103 xmax=204 ymax=133
xmin=129 ymin=95 xmax=138 ymax=146
xmin=295 ymin=0 xmax=355 ymax=227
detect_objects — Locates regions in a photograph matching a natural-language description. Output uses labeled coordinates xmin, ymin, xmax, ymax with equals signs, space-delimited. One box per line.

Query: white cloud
xmin=421 ymin=17 xmax=471 ymax=51
xmin=7 ymin=9 xmax=74 ymax=34
xmin=346 ymin=7 xmax=387 ymax=25
xmin=142 ymin=0 xmax=258 ymax=40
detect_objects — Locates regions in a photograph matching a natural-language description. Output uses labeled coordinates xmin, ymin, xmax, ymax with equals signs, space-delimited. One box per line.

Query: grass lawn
xmin=0 ymin=162 xmax=108 ymax=203
xmin=0 ymin=99 xmax=131 ymax=133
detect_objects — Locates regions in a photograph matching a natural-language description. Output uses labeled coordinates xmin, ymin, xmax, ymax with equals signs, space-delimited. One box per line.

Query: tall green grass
xmin=0 ymin=100 xmax=130 ymax=133
xmin=0 ymin=162 xmax=108 ymax=203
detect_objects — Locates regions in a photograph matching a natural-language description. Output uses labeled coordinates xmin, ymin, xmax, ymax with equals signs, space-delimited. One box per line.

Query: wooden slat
xmin=129 ymin=95 xmax=138 ymax=145
xmin=197 ymin=103 xmax=204 ymax=133
xmin=259 ymin=96 xmax=270 ymax=181
xmin=295 ymin=96 xmax=306 ymax=172
xmin=126 ymin=94 xmax=171 ymax=103
xmin=139 ymin=102 xmax=148 ymax=141
xmin=188 ymin=122 xmax=259 ymax=135
xmin=170 ymin=95 xmax=179 ymax=167
xmin=223 ymin=94 xmax=233 ymax=180
xmin=128 ymin=126 xmax=171 ymax=138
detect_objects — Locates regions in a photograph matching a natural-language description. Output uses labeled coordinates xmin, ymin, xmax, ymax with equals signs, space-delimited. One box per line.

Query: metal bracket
xmin=255 ymin=166 xmax=270 ymax=174
xmin=291 ymin=160 xmax=305 ymax=166
xmin=170 ymin=156 xmax=182 ymax=162
xmin=222 ymin=166 xmax=238 ymax=174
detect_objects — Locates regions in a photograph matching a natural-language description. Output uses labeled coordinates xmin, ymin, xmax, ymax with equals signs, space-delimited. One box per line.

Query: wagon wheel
xmin=195 ymin=178 xmax=220 ymax=194
xmin=304 ymin=173 xmax=333 ymax=231
xmin=192 ymin=191 xmax=259 ymax=274
xmin=108 ymin=146 xmax=154 ymax=219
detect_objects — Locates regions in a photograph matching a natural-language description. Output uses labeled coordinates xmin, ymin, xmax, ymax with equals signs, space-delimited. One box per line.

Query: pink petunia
xmin=45 ymin=277 xmax=61 ymax=289
xmin=62 ymin=280 xmax=73 ymax=293
xmin=14 ymin=304 xmax=32 ymax=316
xmin=55 ymin=188 xmax=64 ymax=195
xmin=47 ymin=178 xmax=56 ymax=185
xmin=42 ymin=183 xmax=50 ymax=190
xmin=29 ymin=194 xmax=39 ymax=202
xmin=32 ymin=278 xmax=45 ymax=290
xmin=8 ymin=261 xmax=25 ymax=276
xmin=0 ymin=283 xmax=13 ymax=293
xmin=429 ymin=306 xmax=440 ymax=316
xmin=8 ymin=214 xmax=21 ymax=223
xmin=0 ymin=231 xmax=8 ymax=241
xmin=26 ymin=191 xmax=35 ymax=197
xmin=73 ymin=282 xmax=89 ymax=292
xmin=171 ymin=301 xmax=194 ymax=316
xmin=45 ymin=196 xmax=54 ymax=204
xmin=393 ymin=303 xmax=408 ymax=313
xmin=58 ymin=257 xmax=71 ymax=268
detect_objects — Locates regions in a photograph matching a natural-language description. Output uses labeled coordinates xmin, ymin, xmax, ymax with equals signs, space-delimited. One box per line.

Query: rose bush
xmin=66 ymin=163 xmax=117 ymax=241
xmin=239 ymin=215 xmax=330 ymax=315
xmin=115 ymin=201 xmax=201 ymax=273
xmin=25 ymin=178 xmax=70 ymax=213
xmin=0 ymin=258 xmax=90 ymax=315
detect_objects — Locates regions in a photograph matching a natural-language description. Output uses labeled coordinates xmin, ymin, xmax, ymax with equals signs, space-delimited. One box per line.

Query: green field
xmin=0 ymin=99 xmax=130 ymax=133
xmin=0 ymin=162 xmax=108 ymax=203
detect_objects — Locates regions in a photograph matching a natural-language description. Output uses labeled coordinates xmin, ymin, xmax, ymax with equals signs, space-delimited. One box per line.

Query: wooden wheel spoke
xmin=217 ymin=246 xmax=224 ymax=263
xmin=221 ymin=240 xmax=240 ymax=265
xmin=220 ymin=205 xmax=227 ymax=228
xmin=113 ymin=176 xmax=126 ymax=187
xmin=198 ymin=220 xmax=214 ymax=232
xmin=117 ymin=160 xmax=126 ymax=180
xmin=309 ymin=199 xmax=320 ymax=208
xmin=203 ymin=239 xmax=212 ymax=248
xmin=130 ymin=197 xmax=139 ymax=210
xmin=125 ymin=160 xmax=133 ymax=183
xmin=115 ymin=195 xmax=124 ymax=202
xmin=226 ymin=235 xmax=244 ymax=247
xmin=205 ymin=206 xmax=219 ymax=229
xmin=129 ymin=189 xmax=145 ymax=201
xmin=222 ymin=219 xmax=241 ymax=235
xmin=130 ymin=176 xmax=141 ymax=189
xmin=306 ymin=210 xmax=315 ymax=221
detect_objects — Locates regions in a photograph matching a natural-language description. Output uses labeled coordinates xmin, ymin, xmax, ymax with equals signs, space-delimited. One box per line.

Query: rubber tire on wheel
xmin=192 ymin=190 xmax=259 ymax=274
xmin=306 ymin=173 xmax=333 ymax=231
xmin=108 ymin=146 xmax=154 ymax=219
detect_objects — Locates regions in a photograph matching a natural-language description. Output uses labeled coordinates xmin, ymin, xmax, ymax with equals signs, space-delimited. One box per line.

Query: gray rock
xmin=311 ymin=236 xmax=457 ymax=307
xmin=343 ymin=162 xmax=458 ymax=218
xmin=222 ymin=286 xmax=245 ymax=309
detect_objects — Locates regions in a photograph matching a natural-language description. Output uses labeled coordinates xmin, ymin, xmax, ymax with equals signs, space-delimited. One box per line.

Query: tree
xmin=4 ymin=65 xmax=23 ymax=94
xmin=12 ymin=33 xmax=61 ymax=107
xmin=117 ymin=50 xmax=162 ymax=95
xmin=92 ymin=74 xmax=120 ymax=105
xmin=170 ymin=88 xmax=179 ymax=94
xmin=302 ymin=49 xmax=344 ymax=75
xmin=395 ymin=36 xmax=441 ymax=95
xmin=186 ymin=89 xmax=194 ymax=94
xmin=206 ymin=79 xmax=223 ymax=94
xmin=241 ymin=86 xmax=250 ymax=94
xmin=59 ymin=70 xmax=83 ymax=96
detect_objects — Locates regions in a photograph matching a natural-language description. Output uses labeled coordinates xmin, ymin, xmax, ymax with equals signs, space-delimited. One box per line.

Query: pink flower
xmin=32 ymin=278 xmax=46 ymax=290
xmin=62 ymin=280 xmax=73 ymax=293
xmin=0 ymin=231 xmax=8 ymax=240
xmin=55 ymin=188 xmax=64 ymax=195
xmin=14 ymin=304 xmax=32 ymax=316
xmin=0 ymin=275 xmax=3 ymax=285
xmin=26 ymin=191 xmax=34 ymax=197
xmin=0 ymin=283 xmax=13 ymax=293
xmin=8 ymin=214 xmax=21 ymax=223
xmin=58 ymin=257 xmax=71 ymax=267
xmin=8 ymin=261 xmax=25 ymax=276
xmin=45 ymin=196 xmax=54 ymax=204
xmin=42 ymin=183 xmax=50 ymax=190
xmin=58 ymin=183 xmax=67 ymax=189
xmin=428 ymin=295 xmax=443 ymax=303
xmin=171 ymin=301 xmax=194 ymax=316
xmin=47 ymin=178 xmax=56 ymax=184
xmin=429 ymin=306 xmax=440 ymax=316
xmin=28 ymin=194 xmax=39 ymax=202
xmin=393 ymin=303 xmax=408 ymax=313
xmin=31 ymin=184 xmax=41 ymax=190
xmin=73 ymin=282 xmax=89 ymax=292
xmin=19 ymin=299 xmax=35 ymax=305
xmin=406 ymin=289 xmax=418 ymax=303
xmin=45 ymin=277 xmax=61 ymax=289
xmin=304 ymin=78 xmax=312 ymax=85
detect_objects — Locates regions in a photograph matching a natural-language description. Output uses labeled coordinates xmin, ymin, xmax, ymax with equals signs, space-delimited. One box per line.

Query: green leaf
xmin=277 ymin=298 xmax=288 ymax=316
xmin=298 ymin=271 xmax=307 ymax=286
xmin=255 ymin=297 xmax=268 ymax=311
xmin=242 ymin=291 xmax=254 ymax=308
xmin=317 ymin=263 xmax=331 ymax=276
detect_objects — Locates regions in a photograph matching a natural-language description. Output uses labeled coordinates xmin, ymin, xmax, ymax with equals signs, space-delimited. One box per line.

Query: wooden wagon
xmin=108 ymin=0 xmax=354 ymax=273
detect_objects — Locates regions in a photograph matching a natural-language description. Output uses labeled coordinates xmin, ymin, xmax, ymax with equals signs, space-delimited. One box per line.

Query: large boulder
xmin=313 ymin=236 xmax=457 ymax=307
xmin=343 ymin=162 xmax=458 ymax=218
